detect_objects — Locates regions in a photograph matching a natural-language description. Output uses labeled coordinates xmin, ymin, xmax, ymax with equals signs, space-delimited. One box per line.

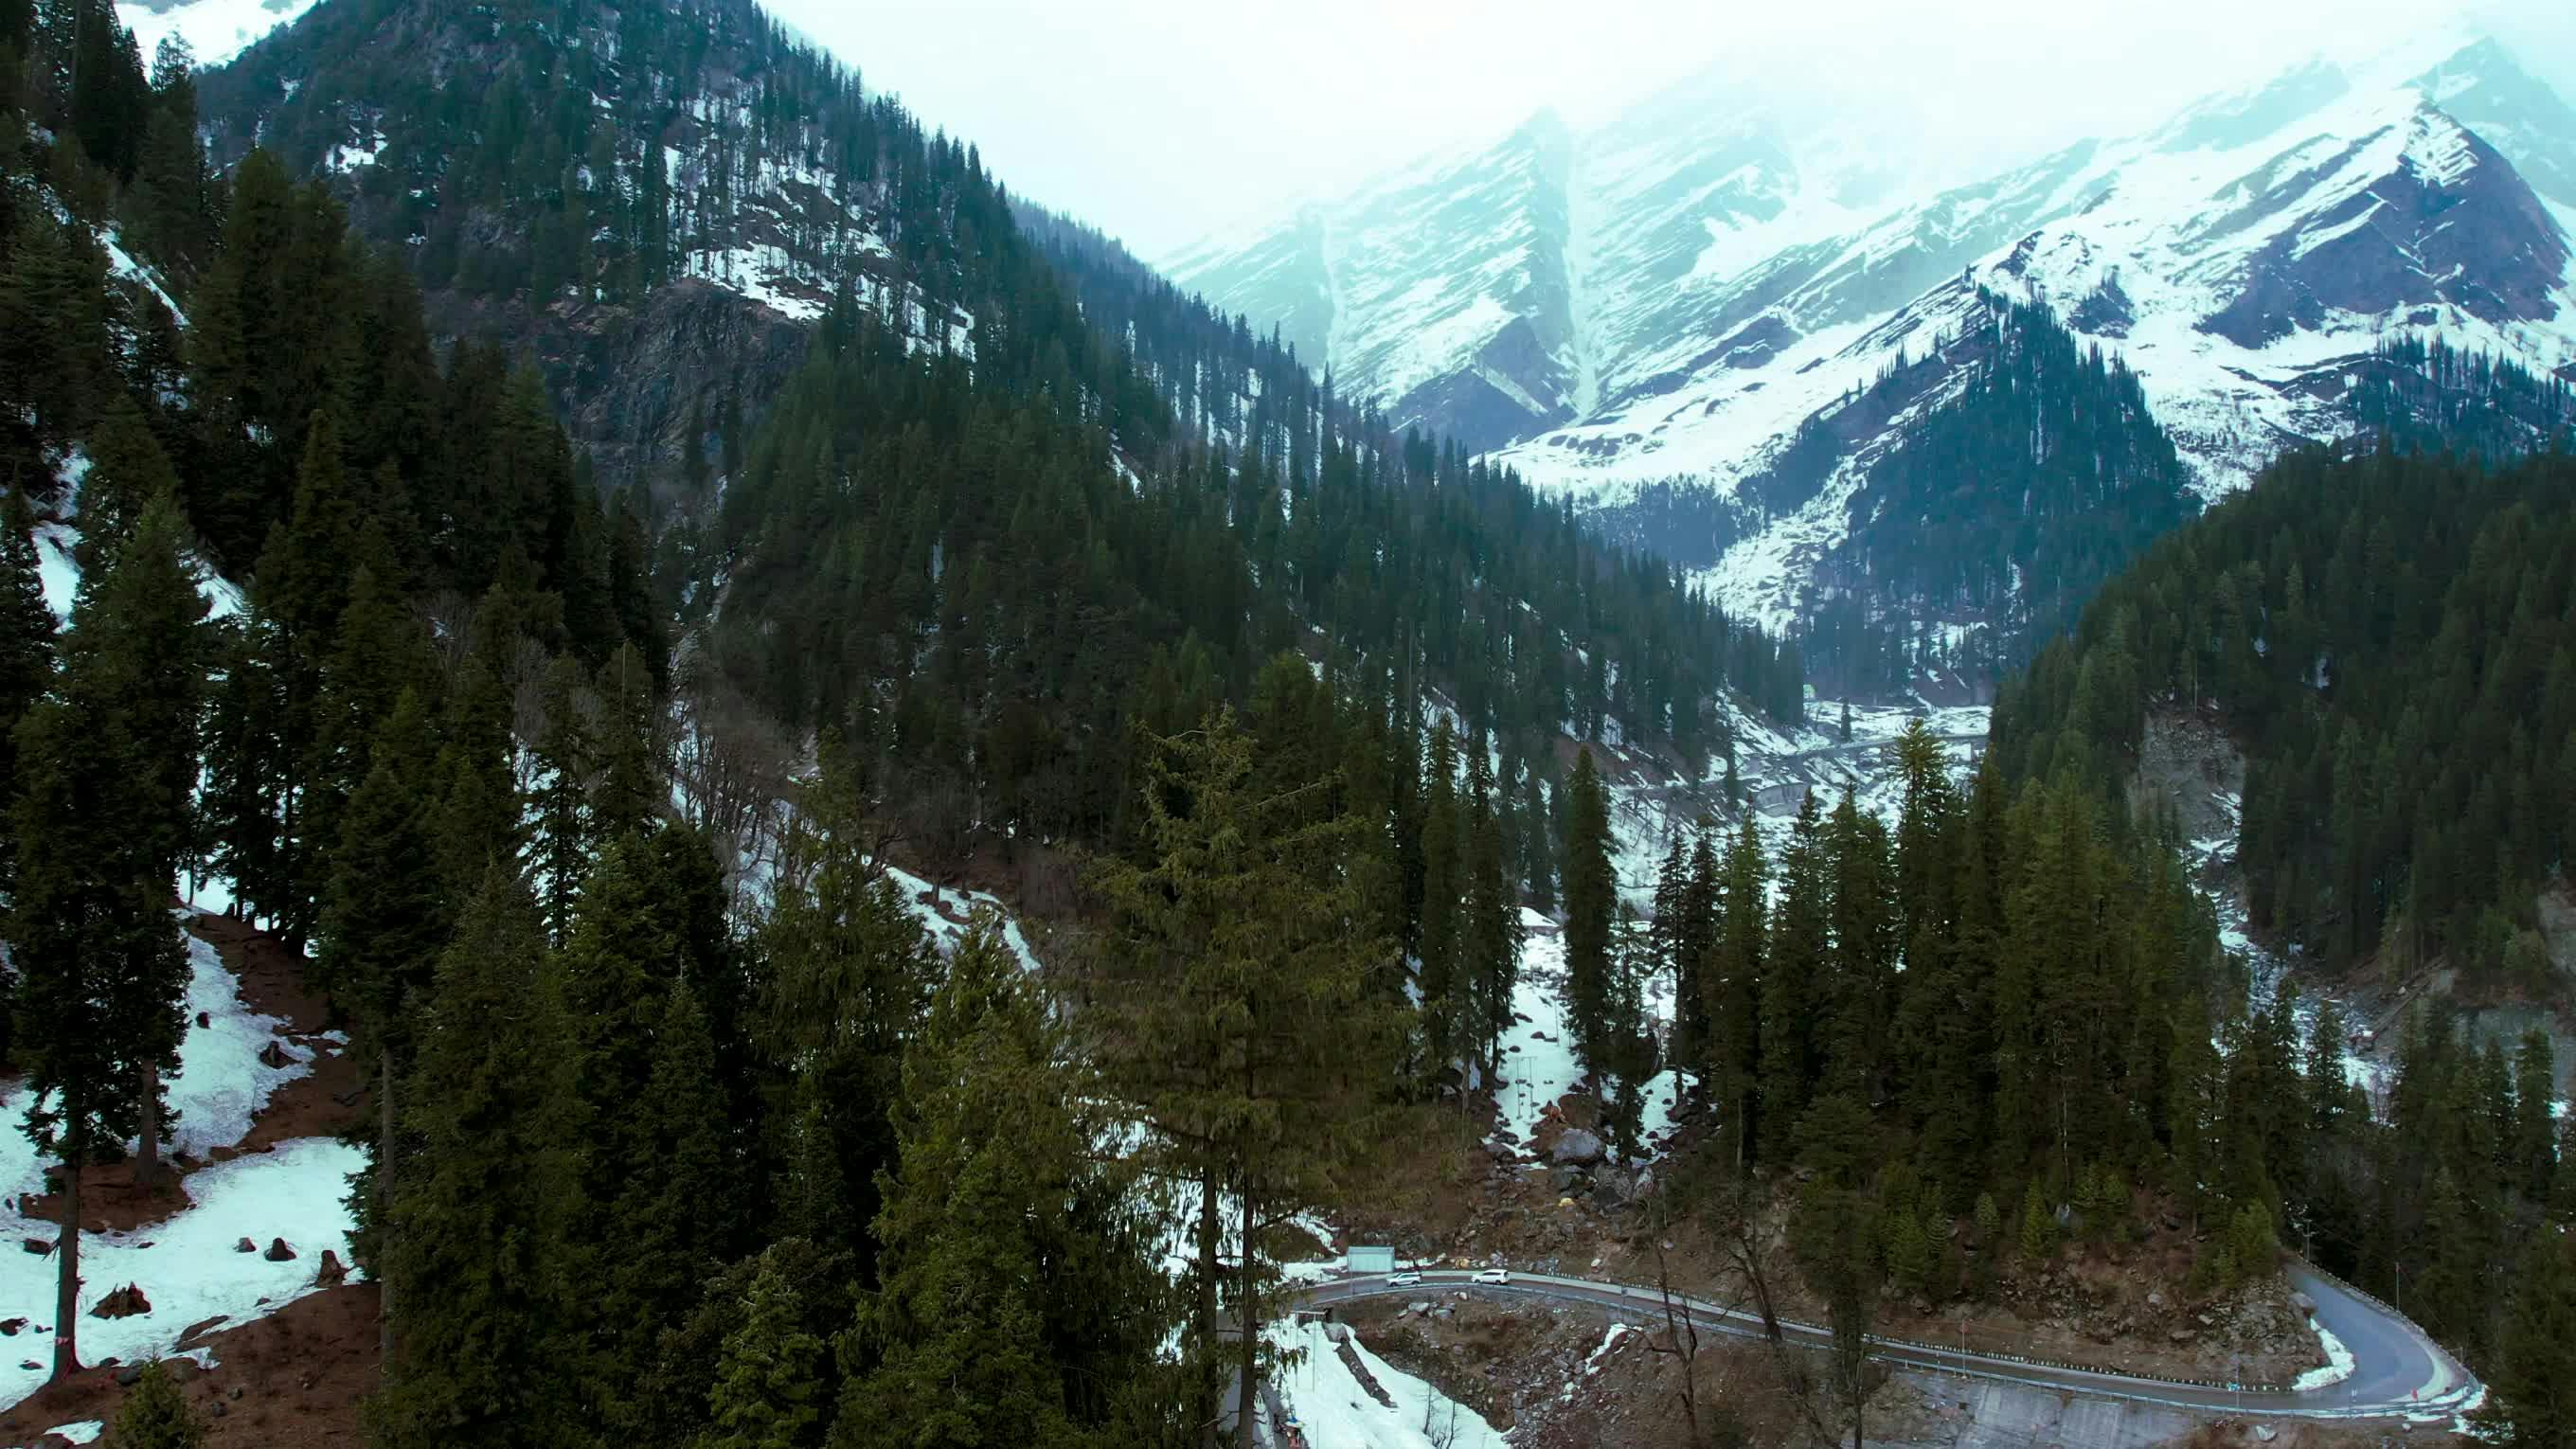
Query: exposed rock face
xmin=428 ymin=280 xmax=817 ymax=498
xmin=1550 ymin=1129 xmax=1605 ymax=1166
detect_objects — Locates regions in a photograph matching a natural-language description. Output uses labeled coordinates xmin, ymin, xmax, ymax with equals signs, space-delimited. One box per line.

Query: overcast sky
xmin=762 ymin=0 xmax=2576 ymax=260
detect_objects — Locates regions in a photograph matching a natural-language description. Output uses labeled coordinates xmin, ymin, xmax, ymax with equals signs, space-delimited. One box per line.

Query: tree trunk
xmin=49 ymin=1149 xmax=80 ymax=1383
xmin=1236 ymin=1192 xmax=1260 ymax=1449
xmin=1197 ymin=1168 xmax=1222 ymax=1449
xmin=134 ymin=1063 xmax=162 ymax=1189
xmin=378 ymin=1046 xmax=396 ymax=1368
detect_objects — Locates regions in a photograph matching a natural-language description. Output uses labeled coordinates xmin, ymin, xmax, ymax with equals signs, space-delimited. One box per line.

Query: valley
xmin=2 ymin=1 xmax=2571 ymax=1447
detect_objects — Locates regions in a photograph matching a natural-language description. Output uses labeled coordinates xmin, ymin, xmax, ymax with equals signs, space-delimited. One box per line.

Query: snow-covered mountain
xmin=1170 ymin=36 xmax=2576 ymax=637
xmin=118 ymin=0 xmax=319 ymax=66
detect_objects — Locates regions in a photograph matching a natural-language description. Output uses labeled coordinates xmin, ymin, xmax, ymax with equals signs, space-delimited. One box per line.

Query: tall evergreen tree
xmin=836 ymin=917 xmax=1167 ymax=1447
xmin=1561 ymin=746 xmax=1616 ymax=1075
xmin=1087 ymin=708 xmax=1394 ymax=1445
xmin=0 ymin=486 xmax=57 ymax=898
xmin=1415 ymin=719 xmax=1462 ymax=1073
xmin=367 ymin=868 xmax=582 ymax=1449
xmin=700 ymin=1247 xmax=826 ymax=1449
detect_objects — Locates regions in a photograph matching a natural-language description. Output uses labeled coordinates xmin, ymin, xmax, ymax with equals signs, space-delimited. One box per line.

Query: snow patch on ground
xmin=1270 ymin=1317 xmax=1511 ymax=1449
xmin=0 ymin=918 xmax=359 ymax=1414
xmin=0 ymin=1138 xmax=364 ymax=1413
xmin=42 ymin=1422 xmax=102 ymax=1445
xmin=880 ymin=865 xmax=1043 ymax=974
xmin=1584 ymin=1321 xmax=1633 ymax=1374
xmin=1493 ymin=912 xmax=1580 ymax=1151
xmin=164 ymin=925 xmax=319 ymax=1159
xmin=2293 ymin=1316 xmax=2355 ymax=1391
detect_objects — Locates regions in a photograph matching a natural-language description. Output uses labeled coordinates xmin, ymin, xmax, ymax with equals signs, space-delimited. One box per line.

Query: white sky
xmin=762 ymin=0 xmax=2576 ymax=260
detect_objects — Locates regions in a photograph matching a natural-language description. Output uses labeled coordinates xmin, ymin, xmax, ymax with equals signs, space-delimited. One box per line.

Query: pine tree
xmin=2512 ymin=1030 xmax=2555 ymax=1205
xmin=1460 ymin=742 xmax=1522 ymax=1080
xmin=0 ymin=485 xmax=58 ymax=896
xmin=702 ymin=1252 xmax=825 ymax=1449
xmin=754 ymin=741 xmax=933 ymax=1276
xmin=1761 ymin=792 xmax=1828 ymax=1164
xmin=366 ymin=869 xmax=581 ymax=1449
xmin=1709 ymin=817 xmax=1767 ymax=1170
xmin=1521 ymin=766 xmax=1555 ymax=914
xmin=1086 ymin=708 xmax=1394 ymax=1441
xmin=72 ymin=392 xmax=178 ymax=569
xmin=835 ymin=917 xmax=1160 ymax=1446
xmin=317 ymin=687 xmax=443 ymax=1357
xmin=9 ymin=488 xmax=204 ymax=1372
xmin=111 ymin=1361 xmax=206 ymax=1448
xmin=590 ymin=640 xmax=659 ymax=840
xmin=1561 ymin=746 xmax=1616 ymax=1073
xmin=2478 ymin=1226 xmax=2576 ymax=1446
xmin=590 ymin=978 xmax=733 ymax=1426
xmin=1416 ymin=720 xmax=1462 ymax=1073
xmin=2019 ymin=1179 xmax=2054 ymax=1262
xmin=529 ymin=653 xmax=593 ymax=946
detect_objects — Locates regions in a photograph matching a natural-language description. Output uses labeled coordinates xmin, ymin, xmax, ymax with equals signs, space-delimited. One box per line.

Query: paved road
xmin=1291 ymin=1261 xmax=2477 ymax=1422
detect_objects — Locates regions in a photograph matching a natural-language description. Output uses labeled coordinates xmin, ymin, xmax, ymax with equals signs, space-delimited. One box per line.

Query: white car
xmin=1386 ymin=1270 xmax=1422 ymax=1287
xmin=1472 ymin=1268 xmax=1512 ymax=1285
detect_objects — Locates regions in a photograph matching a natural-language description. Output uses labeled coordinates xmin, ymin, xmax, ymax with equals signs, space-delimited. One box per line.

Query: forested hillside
xmin=1995 ymin=443 xmax=2576 ymax=985
xmin=10 ymin=0 xmax=2576 ymax=1443
xmin=1975 ymin=440 xmax=2576 ymax=1431
xmin=0 ymin=4 xmax=1816 ymax=1443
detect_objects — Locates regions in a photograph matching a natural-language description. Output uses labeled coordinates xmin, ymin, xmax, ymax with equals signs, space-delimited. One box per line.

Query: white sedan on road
xmin=1386 ymin=1271 xmax=1422 ymax=1287
xmin=1472 ymin=1268 xmax=1512 ymax=1285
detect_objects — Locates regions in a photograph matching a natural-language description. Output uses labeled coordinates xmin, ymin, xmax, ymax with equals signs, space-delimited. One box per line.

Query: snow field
xmin=0 ymin=915 xmax=360 ymax=1413
xmin=1268 ymin=1317 xmax=1510 ymax=1449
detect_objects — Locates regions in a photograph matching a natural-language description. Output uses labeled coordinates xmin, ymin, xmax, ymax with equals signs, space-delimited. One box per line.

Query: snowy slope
xmin=1167 ymin=112 xmax=1583 ymax=448
xmin=1268 ymin=1318 xmax=1511 ymax=1449
xmin=1175 ymin=35 xmax=2576 ymax=639
xmin=1495 ymin=34 xmax=2576 ymax=498
xmin=1 ymin=918 xmax=360 ymax=1413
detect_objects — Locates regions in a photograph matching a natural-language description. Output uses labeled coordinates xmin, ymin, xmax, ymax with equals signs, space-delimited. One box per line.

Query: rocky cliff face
xmin=420 ymin=279 xmax=814 ymax=495
xmin=191 ymin=0 xmax=979 ymax=496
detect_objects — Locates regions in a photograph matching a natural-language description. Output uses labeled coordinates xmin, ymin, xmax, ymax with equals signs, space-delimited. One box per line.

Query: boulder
xmin=21 ymin=1238 xmax=51 ymax=1256
xmin=0 ymin=1317 xmax=20 ymax=1335
xmin=1550 ymin=1128 xmax=1605 ymax=1166
xmin=262 ymin=1237 xmax=296 ymax=1261
xmin=196 ymin=1011 xmax=211 ymax=1029
xmin=2146 ymin=1290 xmax=2167 ymax=1311
xmin=116 ymin=1361 xmax=146 ymax=1386
xmin=257 ymin=1041 xmax=294 ymax=1069
xmin=316 ymin=1249 xmax=348 ymax=1288
xmin=1549 ymin=1165 xmax=1587 ymax=1192
xmin=91 ymin=1282 xmax=152 ymax=1319
xmin=235 ymin=1237 xmax=257 ymax=1253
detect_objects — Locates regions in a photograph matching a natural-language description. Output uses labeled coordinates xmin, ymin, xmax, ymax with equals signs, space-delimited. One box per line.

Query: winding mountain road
xmin=1292 ymin=1260 xmax=2477 ymax=1422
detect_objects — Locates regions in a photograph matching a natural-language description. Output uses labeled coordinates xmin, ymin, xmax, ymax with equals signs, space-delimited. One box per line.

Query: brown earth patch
xmin=0 ymin=1281 xmax=378 ymax=1448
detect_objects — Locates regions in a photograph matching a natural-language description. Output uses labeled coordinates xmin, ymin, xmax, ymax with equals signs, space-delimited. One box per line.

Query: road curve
xmin=1291 ymin=1261 xmax=2478 ymax=1422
